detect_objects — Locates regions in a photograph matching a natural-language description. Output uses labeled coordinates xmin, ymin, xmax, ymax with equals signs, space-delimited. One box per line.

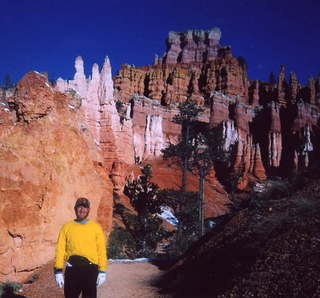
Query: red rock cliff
xmin=0 ymin=72 xmax=113 ymax=282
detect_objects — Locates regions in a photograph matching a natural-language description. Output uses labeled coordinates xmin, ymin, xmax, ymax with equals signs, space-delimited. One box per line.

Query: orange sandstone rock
xmin=0 ymin=72 xmax=113 ymax=282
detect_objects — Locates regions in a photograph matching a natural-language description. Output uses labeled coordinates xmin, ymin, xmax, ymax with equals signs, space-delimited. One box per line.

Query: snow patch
xmin=109 ymin=258 xmax=152 ymax=263
xmin=158 ymin=206 xmax=178 ymax=226
xmin=32 ymin=71 xmax=46 ymax=78
xmin=253 ymin=183 xmax=266 ymax=193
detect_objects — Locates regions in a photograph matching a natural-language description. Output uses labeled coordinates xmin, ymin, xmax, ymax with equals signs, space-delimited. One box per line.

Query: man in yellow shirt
xmin=54 ymin=198 xmax=107 ymax=298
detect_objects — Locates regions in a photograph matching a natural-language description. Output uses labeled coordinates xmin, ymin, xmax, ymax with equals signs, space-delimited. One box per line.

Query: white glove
xmin=55 ymin=272 xmax=64 ymax=288
xmin=96 ymin=272 xmax=107 ymax=287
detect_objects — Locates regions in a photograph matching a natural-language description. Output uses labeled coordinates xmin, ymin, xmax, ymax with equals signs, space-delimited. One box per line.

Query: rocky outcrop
xmin=114 ymin=29 xmax=248 ymax=105
xmin=130 ymin=96 xmax=181 ymax=162
xmin=163 ymin=28 xmax=221 ymax=64
xmin=55 ymin=58 xmax=184 ymax=169
xmin=0 ymin=72 xmax=113 ymax=282
xmin=56 ymin=56 xmax=135 ymax=169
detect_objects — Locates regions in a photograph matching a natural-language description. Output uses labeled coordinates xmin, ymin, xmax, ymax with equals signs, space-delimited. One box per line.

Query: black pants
xmin=64 ymin=264 xmax=98 ymax=298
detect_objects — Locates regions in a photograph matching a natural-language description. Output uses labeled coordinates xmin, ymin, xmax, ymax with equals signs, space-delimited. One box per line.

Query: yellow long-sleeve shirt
xmin=54 ymin=220 xmax=107 ymax=272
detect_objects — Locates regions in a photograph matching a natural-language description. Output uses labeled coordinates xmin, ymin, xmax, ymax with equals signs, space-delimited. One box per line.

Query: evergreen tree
xmin=158 ymin=189 xmax=199 ymax=256
xmin=124 ymin=164 xmax=168 ymax=254
xmin=162 ymin=102 xmax=230 ymax=237
xmin=162 ymin=101 xmax=204 ymax=191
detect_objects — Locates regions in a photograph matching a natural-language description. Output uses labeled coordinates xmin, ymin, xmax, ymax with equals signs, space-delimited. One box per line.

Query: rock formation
xmin=56 ymin=28 xmax=320 ymax=192
xmin=0 ymin=72 xmax=113 ymax=282
xmin=56 ymin=56 xmax=136 ymax=169
xmin=55 ymin=57 xmax=184 ymax=170
xmin=112 ymin=29 xmax=320 ymax=187
xmin=114 ymin=29 xmax=248 ymax=105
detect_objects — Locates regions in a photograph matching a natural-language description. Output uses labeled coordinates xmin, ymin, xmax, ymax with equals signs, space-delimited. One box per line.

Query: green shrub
xmin=108 ymin=227 xmax=137 ymax=259
xmin=121 ymin=165 xmax=170 ymax=257
xmin=160 ymin=190 xmax=200 ymax=258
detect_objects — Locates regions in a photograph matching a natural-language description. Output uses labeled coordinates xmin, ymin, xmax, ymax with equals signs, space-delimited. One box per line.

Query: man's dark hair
xmin=74 ymin=197 xmax=90 ymax=208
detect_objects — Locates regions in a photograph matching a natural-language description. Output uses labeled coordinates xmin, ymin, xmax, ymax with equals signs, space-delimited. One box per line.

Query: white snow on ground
xmin=253 ymin=183 xmax=266 ymax=193
xmin=109 ymin=258 xmax=152 ymax=263
xmin=158 ymin=206 xmax=178 ymax=226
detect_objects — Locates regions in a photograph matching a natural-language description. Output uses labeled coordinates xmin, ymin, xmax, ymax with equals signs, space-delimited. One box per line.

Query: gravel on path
xmin=22 ymin=261 xmax=169 ymax=298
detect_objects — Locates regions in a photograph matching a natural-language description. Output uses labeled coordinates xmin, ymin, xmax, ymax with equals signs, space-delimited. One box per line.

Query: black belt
xmin=68 ymin=255 xmax=98 ymax=268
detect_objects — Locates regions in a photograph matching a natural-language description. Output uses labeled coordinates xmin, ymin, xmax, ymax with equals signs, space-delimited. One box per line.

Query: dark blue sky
xmin=0 ymin=0 xmax=319 ymax=85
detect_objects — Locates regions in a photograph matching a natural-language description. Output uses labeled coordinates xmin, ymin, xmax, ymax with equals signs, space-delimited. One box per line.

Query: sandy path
xmin=22 ymin=261 xmax=168 ymax=298
xmin=98 ymin=262 xmax=167 ymax=298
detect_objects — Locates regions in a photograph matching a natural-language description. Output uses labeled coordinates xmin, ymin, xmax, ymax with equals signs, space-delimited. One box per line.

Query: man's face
xmin=75 ymin=205 xmax=90 ymax=220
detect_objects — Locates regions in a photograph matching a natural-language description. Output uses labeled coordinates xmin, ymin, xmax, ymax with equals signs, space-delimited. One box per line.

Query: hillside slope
xmin=158 ymin=173 xmax=320 ymax=297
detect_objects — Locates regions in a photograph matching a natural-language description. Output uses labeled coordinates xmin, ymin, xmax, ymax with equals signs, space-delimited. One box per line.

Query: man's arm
xmin=96 ymin=224 xmax=107 ymax=287
xmin=53 ymin=224 xmax=67 ymax=288
xmin=96 ymin=224 xmax=107 ymax=272
xmin=54 ymin=225 xmax=67 ymax=271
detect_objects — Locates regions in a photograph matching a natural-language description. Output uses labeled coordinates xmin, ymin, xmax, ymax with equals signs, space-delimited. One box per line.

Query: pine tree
xmin=162 ymin=101 xmax=204 ymax=191
xmin=162 ymin=101 xmax=229 ymax=237
xmin=124 ymin=165 xmax=167 ymax=253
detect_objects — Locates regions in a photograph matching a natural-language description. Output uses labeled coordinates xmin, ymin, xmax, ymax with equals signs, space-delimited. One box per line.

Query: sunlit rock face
xmin=55 ymin=58 xmax=183 ymax=169
xmin=55 ymin=56 xmax=135 ymax=169
xmin=13 ymin=72 xmax=55 ymax=121
xmin=114 ymin=28 xmax=248 ymax=105
xmin=0 ymin=72 xmax=113 ymax=282
xmin=130 ymin=96 xmax=180 ymax=163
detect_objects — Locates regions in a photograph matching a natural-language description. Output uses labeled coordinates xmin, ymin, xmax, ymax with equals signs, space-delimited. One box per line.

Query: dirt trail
xmin=98 ymin=262 xmax=167 ymax=298
xmin=22 ymin=261 xmax=168 ymax=298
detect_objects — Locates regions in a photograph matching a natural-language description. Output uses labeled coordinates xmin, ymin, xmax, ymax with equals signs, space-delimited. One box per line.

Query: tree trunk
xmin=199 ymin=166 xmax=205 ymax=236
xmin=181 ymin=124 xmax=190 ymax=192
